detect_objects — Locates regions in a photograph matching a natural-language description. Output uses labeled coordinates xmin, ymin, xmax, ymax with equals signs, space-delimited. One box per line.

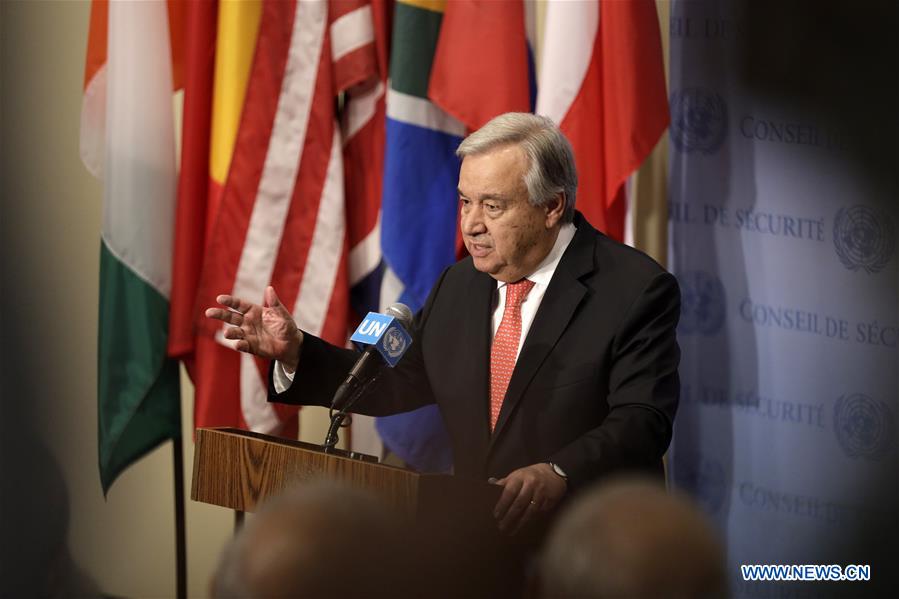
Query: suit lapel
xmin=462 ymin=268 xmax=496 ymax=452
xmin=489 ymin=218 xmax=597 ymax=450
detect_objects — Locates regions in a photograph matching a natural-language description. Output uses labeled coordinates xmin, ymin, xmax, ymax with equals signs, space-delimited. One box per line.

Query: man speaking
xmin=205 ymin=113 xmax=680 ymax=535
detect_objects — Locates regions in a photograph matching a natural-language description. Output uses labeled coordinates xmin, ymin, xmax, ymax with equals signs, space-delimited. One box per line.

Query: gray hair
xmin=456 ymin=112 xmax=578 ymax=224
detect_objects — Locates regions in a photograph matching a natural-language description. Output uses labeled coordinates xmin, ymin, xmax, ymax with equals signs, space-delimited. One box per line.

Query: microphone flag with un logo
xmin=350 ymin=312 xmax=413 ymax=368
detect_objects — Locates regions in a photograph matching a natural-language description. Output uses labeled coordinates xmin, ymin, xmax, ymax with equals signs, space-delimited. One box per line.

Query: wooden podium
xmin=190 ymin=427 xmax=499 ymax=521
xmin=191 ymin=427 xmax=540 ymax=597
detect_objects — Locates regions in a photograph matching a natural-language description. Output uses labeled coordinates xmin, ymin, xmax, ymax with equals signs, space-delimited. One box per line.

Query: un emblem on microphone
xmin=381 ymin=326 xmax=408 ymax=359
xmin=833 ymin=393 xmax=895 ymax=461
xmin=833 ymin=205 xmax=895 ymax=273
xmin=670 ymin=88 xmax=728 ymax=154
xmin=678 ymin=270 xmax=726 ymax=336
xmin=674 ymin=455 xmax=727 ymax=515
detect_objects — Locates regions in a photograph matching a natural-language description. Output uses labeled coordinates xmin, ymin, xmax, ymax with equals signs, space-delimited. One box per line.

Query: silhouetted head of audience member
xmin=537 ymin=477 xmax=727 ymax=599
xmin=210 ymin=481 xmax=405 ymax=599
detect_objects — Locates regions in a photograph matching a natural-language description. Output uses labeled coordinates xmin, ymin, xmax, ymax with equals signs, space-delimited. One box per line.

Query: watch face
xmin=550 ymin=462 xmax=568 ymax=479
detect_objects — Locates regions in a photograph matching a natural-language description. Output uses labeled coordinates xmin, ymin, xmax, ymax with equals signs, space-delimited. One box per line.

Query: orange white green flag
xmin=80 ymin=0 xmax=183 ymax=493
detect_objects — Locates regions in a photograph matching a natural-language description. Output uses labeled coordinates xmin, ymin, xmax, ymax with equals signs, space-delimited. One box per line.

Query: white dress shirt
xmin=273 ymin=224 xmax=577 ymax=393
xmin=491 ymin=223 xmax=576 ymax=360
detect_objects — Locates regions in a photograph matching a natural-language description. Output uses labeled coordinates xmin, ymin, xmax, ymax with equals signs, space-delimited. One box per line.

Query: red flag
xmin=169 ymin=0 xmax=215 ymax=362
xmin=428 ymin=0 xmax=531 ymax=132
xmin=537 ymin=0 xmax=669 ymax=240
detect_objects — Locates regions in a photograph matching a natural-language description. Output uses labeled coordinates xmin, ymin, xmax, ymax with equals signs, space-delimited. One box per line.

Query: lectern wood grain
xmin=191 ymin=428 xmax=524 ymax=596
xmin=190 ymin=428 xmax=421 ymax=515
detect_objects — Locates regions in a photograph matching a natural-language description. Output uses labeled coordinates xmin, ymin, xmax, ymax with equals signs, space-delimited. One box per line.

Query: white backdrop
xmin=666 ymin=1 xmax=898 ymax=596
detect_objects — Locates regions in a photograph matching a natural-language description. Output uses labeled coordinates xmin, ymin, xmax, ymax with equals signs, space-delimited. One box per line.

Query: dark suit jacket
xmin=270 ymin=213 xmax=680 ymax=492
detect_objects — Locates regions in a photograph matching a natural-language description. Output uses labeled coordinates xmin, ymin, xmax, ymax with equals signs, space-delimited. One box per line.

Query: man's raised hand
xmin=204 ymin=286 xmax=303 ymax=371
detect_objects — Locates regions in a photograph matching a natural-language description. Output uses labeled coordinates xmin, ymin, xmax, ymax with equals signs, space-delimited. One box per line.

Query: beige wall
xmin=0 ymin=2 xmax=335 ymax=597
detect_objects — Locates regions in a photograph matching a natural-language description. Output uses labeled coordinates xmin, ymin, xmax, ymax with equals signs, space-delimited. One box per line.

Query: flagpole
xmin=173 ymin=437 xmax=187 ymax=599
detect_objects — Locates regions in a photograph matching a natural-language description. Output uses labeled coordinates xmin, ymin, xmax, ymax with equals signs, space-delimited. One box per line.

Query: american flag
xmin=169 ymin=0 xmax=387 ymax=436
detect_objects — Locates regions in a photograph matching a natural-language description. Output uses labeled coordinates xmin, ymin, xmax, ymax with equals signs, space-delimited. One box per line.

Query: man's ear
xmin=544 ymin=193 xmax=565 ymax=228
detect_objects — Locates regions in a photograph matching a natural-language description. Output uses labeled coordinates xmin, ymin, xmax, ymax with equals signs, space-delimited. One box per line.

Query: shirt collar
xmin=496 ymin=223 xmax=577 ymax=290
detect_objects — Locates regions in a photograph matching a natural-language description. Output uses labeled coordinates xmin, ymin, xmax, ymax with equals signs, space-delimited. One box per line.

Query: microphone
xmin=329 ymin=303 xmax=414 ymax=412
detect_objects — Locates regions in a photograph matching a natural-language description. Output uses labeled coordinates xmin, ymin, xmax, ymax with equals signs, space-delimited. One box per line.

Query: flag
xmin=374 ymin=0 xmax=533 ymax=472
xmin=169 ymin=0 xmax=273 ymax=434
xmin=536 ymin=0 xmax=669 ymax=240
xmin=626 ymin=0 xmax=671 ymax=262
xmin=428 ymin=0 xmax=531 ymax=132
xmin=81 ymin=0 xmax=184 ymax=493
xmin=344 ymin=0 xmax=391 ymax=317
xmin=374 ymin=0 xmax=462 ymax=472
xmin=172 ymin=0 xmax=381 ymax=436
xmin=342 ymin=0 xmax=392 ymax=457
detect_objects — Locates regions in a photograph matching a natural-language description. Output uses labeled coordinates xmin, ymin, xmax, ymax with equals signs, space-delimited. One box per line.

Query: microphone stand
xmin=322 ymin=370 xmax=383 ymax=452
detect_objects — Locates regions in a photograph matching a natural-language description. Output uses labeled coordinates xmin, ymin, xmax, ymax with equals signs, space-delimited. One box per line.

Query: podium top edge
xmin=197 ymin=427 xmax=412 ymax=473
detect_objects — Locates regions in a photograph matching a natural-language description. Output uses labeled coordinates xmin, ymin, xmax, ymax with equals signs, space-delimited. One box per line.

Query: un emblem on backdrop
xmin=833 ymin=393 xmax=895 ymax=461
xmin=669 ymin=88 xmax=728 ymax=154
xmin=678 ymin=271 xmax=726 ymax=336
xmin=674 ymin=455 xmax=727 ymax=515
xmin=833 ymin=205 xmax=895 ymax=273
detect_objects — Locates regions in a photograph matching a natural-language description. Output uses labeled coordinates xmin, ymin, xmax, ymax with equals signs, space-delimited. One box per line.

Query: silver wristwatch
xmin=547 ymin=461 xmax=569 ymax=481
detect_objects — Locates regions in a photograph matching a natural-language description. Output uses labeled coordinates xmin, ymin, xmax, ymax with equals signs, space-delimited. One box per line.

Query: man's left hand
xmin=493 ymin=463 xmax=567 ymax=534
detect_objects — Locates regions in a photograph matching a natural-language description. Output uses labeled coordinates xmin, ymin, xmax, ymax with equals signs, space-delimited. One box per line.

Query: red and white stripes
xmin=195 ymin=0 xmax=379 ymax=433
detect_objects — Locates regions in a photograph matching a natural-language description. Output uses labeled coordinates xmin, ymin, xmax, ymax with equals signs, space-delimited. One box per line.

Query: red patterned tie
xmin=490 ymin=278 xmax=536 ymax=431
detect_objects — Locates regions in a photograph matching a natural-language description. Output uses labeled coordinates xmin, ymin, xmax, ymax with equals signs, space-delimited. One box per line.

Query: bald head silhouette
xmin=538 ymin=478 xmax=727 ymax=599
xmin=211 ymin=481 xmax=404 ymax=599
